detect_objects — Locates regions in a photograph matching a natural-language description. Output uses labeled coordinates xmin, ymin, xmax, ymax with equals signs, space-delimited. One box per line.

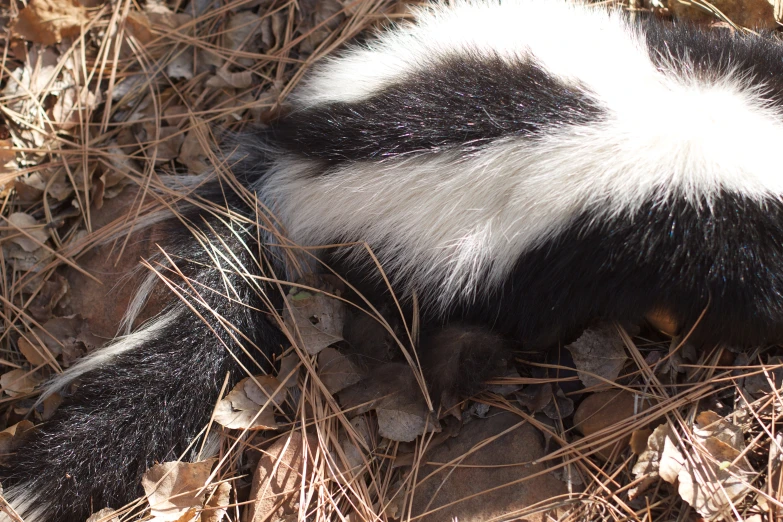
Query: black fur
xmin=274 ymin=55 xmax=604 ymax=164
xmin=2 ymin=192 xmax=285 ymax=522
xmin=459 ymin=193 xmax=783 ymax=345
xmin=643 ymin=20 xmax=783 ymax=104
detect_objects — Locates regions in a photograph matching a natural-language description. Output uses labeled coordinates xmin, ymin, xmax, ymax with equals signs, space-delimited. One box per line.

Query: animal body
xmin=5 ymin=1 xmax=783 ymax=520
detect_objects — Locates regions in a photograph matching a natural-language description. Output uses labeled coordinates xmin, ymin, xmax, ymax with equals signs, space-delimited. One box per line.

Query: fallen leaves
xmin=0 ymin=369 xmax=42 ymax=397
xmin=631 ymin=412 xmax=754 ymax=520
xmin=0 ymin=420 xmax=35 ymax=463
xmin=213 ymin=376 xmax=285 ymax=431
xmin=13 ymin=0 xmax=89 ymax=45
xmin=142 ymin=459 xmax=218 ymax=522
xmin=283 ymin=281 xmax=346 ymax=356
xmin=245 ymin=432 xmax=317 ymax=522
xmin=566 ymin=325 xmax=628 ymax=388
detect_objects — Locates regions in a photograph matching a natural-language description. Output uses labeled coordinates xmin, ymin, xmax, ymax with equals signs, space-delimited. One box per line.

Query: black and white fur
xmin=6 ymin=1 xmax=783 ymax=520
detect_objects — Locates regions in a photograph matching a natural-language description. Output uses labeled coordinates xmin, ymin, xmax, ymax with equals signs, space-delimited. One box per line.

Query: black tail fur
xmin=2 ymin=183 xmax=286 ymax=522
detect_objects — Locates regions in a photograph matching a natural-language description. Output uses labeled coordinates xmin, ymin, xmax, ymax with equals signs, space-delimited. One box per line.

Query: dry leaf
xmin=85 ymin=507 xmax=119 ymax=522
xmin=573 ymin=390 xmax=651 ymax=459
xmin=0 ymin=420 xmax=35 ymax=463
xmin=141 ymin=459 xmax=216 ymax=522
xmin=376 ymin=407 xmax=438 ymax=443
xmin=0 ymin=369 xmax=42 ymax=396
xmin=3 ymin=242 xmax=50 ymax=272
xmin=630 ymin=416 xmax=753 ymax=519
xmin=125 ymin=11 xmax=154 ymax=44
xmin=205 ymin=70 xmax=253 ymax=89
xmin=200 ymin=481 xmax=230 ymax=522
xmin=179 ymin=120 xmax=210 ymax=174
xmin=51 ymin=86 xmax=100 ymax=130
xmin=339 ymin=363 xmax=435 ymax=442
xmin=317 ymin=347 xmax=363 ymax=394
xmin=167 ymin=52 xmax=194 ymax=80
xmin=629 ymin=423 xmax=672 ymax=499
xmin=243 ymin=375 xmax=287 ymax=409
xmin=246 ymin=432 xmax=316 ymax=522
xmin=42 ymin=392 xmax=63 ymax=420
xmin=213 ymin=377 xmax=279 ymax=430
xmin=283 ymin=286 xmax=346 ymax=355
xmin=224 ymin=11 xmax=263 ymax=66
xmin=164 ymin=105 xmax=190 ymax=127
xmin=7 ymin=212 xmax=50 ymax=252
xmin=13 ymin=0 xmax=89 ymax=45
xmin=565 ymin=325 xmax=627 ymax=388
xmin=28 ymin=273 xmax=70 ymax=321
xmin=19 ymin=315 xmax=100 ymax=368
xmin=666 ymin=0 xmax=776 ymax=29
xmin=276 ymin=353 xmax=300 ymax=387
xmin=18 ymin=335 xmax=54 ymax=367
xmin=138 ymin=125 xmax=185 ymax=164
xmin=0 ymin=140 xmax=15 ymax=173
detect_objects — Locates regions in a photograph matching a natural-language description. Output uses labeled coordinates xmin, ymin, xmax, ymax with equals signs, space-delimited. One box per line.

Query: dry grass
xmin=0 ymin=0 xmax=782 ymax=521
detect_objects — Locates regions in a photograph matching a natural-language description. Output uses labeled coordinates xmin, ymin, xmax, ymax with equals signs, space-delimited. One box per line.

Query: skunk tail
xmin=1 ymin=185 xmax=285 ymax=522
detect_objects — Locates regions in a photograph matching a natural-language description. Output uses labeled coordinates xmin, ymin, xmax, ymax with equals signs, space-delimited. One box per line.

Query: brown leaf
xmin=224 ymin=11 xmax=263 ymax=66
xmin=213 ymin=378 xmax=279 ymax=431
xmin=243 ymin=375 xmax=287 ymax=409
xmin=85 ymin=507 xmax=119 ymax=522
xmin=0 ymin=140 xmax=15 ymax=173
xmin=565 ymin=325 xmax=627 ymax=388
xmin=338 ymin=363 xmax=435 ymax=442
xmin=13 ymin=0 xmax=89 ymax=45
xmin=179 ymin=120 xmax=210 ymax=174
xmin=666 ymin=0 xmax=776 ymax=29
xmin=2 ymin=242 xmax=50 ymax=272
xmin=276 ymin=353 xmax=300 ymax=387
xmin=205 ymin=70 xmax=253 ymax=90
xmin=0 ymin=420 xmax=35 ymax=463
xmin=573 ymin=390 xmax=650 ymax=461
xmin=317 ymin=347 xmax=363 ymax=394
xmin=138 ymin=125 xmax=185 ymax=164
xmin=0 ymin=369 xmax=42 ymax=396
xmin=51 ymin=86 xmax=100 ymax=130
xmin=200 ymin=481 xmax=230 ymax=522
xmin=28 ymin=273 xmax=70 ymax=321
xmin=141 ymin=459 xmax=216 ymax=522
xmin=376 ymin=407 xmax=438 ymax=443
xmin=283 ymin=285 xmax=346 ymax=355
xmin=246 ymin=432 xmax=317 ymax=522
xmin=125 ymin=11 xmax=153 ymax=44
xmin=18 ymin=335 xmax=54 ymax=366
xmin=631 ymin=416 xmax=754 ymax=519
xmin=7 ymin=212 xmax=50 ymax=252
xmin=42 ymin=392 xmax=63 ymax=420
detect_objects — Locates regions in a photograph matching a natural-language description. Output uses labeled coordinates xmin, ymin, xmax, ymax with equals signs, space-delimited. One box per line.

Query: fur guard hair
xmin=6 ymin=1 xmax=783 ymax=520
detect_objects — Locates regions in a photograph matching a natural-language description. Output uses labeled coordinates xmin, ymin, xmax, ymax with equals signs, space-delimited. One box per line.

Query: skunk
xmin=6 ymin=1 xmax=783 ymax=520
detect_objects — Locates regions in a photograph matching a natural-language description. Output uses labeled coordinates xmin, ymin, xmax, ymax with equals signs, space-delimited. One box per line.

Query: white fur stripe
xmin=0 ymin=487 xmax=48 ymax=522
xmin=40 ymin=309 xmax=180 ymax=401
xmin=263 ymin=82 xmax=783 ymax=307
xmin=294 ymin=0 xmax=652 ymax=108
